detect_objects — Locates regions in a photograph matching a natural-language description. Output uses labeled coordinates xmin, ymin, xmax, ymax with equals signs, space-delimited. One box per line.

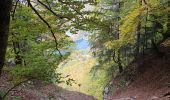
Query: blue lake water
xmin=54 ymin=39 xmax=90 ymax=54
xmin=75 ymin=39 xmax=89 ymax=50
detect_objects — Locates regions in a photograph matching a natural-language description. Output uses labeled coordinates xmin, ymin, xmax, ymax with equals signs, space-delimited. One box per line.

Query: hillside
xmin=0 ymin=0 xmax=169 ymax=100
xmin=57 ymin=50 xmax=109 ymax=100
xmin=0 ymin=71 xmax=96 ymax=100
xmin=106 ymin=39 xmax=170 ymax=100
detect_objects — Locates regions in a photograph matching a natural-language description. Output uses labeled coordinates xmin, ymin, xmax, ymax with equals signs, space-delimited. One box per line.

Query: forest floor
xmin=108 ymin=38 xmax=170 ymax=100
xmin=0 ymin=71 xmax=96 ymax=100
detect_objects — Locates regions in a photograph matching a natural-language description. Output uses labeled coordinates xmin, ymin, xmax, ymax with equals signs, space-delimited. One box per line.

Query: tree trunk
xmin=0 ymin=0 xmax=12 ymax=75
xmin=12 ymin=33 xmax=23 ymax=65
xmin=13 ymin=41 xmax=22 ymax=65
xmin=135 ymin=23 xmax=141 ymax=58
xmin=117 ymin=50 xmax=123 ymax=73
xmin=135 ymin=0 xmax=142 ymax=59
xmin=167 ymin=0 xmax=170 ymax=36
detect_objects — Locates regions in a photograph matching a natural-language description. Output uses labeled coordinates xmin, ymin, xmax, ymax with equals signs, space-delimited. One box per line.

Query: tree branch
xmin=45 ymin=0 xmax=51 ymax=9
xmin=58 ymin=0 xmax=84 ymax=19
xmin=2 ymin=78 xmax=32 ymax=100
xmin=142 ymin=0 xmax=147 ymax=5
xmin=27 ymin=0 xmax=63 ymax=58
xmin=37 ymin=0 xmax=65 ymax=19
xmin=12 ymin=0 xmax=20 ymax=20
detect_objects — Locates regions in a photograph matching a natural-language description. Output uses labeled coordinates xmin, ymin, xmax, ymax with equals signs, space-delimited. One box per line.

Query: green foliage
xmin=119 ymin=7 xmax=144 ymax=46
xmin=57 ymin=51 xmax=109 ymax=100
xmin=9 ymin=56 xmax=61 ymax=83
xmin=7 ymin=38 xmax=71 ymax=83
xmin=89 ymin=0 xmax=169 ymax=76
xmin=6 ymin=0 xmax=93 ymax=85
xmin=2 ymin=0 xmax=169 ymax=99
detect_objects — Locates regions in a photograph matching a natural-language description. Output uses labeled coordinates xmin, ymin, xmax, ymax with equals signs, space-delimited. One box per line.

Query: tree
xmin=0 ymin=0 xmax=12 ymax=75
xmin=89 ymin=0 xmax=169 ymax=75
xmin=0 ymin=0 xmax=97 ymax=76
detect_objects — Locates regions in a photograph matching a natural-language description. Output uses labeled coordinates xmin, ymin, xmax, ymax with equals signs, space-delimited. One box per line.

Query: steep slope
xmin=108 ymin=39 xmax=170 ymax=100
xmin=0 ymin=71 xmax=96 ymax=100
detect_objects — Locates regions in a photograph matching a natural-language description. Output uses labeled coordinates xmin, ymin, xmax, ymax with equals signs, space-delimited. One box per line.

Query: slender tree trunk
xmin=167 ymin=0 xmax=170 ymax=36
xmin=118 ymin=50 xmax=123 ymax=73
xmin=12 ymin=33 xmax=23 ymax=65
xmin=0 ymin=0 xmax=12 ymax=75
xmin=135 ymin=0 xmax=142 ymax=59
xmin=135 ymin=23 xmax=141 ymax=59
xmin=143 ymin=7 xmax=148 ymax=55
xmin=117 ymin=0 xmax=123 ymax=73
xmin=13 ymin=41 xmax=22 ymax=65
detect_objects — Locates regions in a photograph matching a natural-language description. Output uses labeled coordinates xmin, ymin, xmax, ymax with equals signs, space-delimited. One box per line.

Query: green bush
xmin=8 ymin=49 xmax=70 ymax=84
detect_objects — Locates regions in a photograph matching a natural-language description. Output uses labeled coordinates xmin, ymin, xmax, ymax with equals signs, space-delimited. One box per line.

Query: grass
xmin=56 ymin=50 xmax=110 ymax=100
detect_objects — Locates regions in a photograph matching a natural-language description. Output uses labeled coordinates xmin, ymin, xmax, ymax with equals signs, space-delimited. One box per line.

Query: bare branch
xmin=45 ymin=0 xmax=51 ymax=9
xmin=12 ymin=0 xmax=20 ymax=20
xmin=143 ymin=0 xmax=147 ymax=5
xmin=37 ymin=0 xmax=70 ymax=20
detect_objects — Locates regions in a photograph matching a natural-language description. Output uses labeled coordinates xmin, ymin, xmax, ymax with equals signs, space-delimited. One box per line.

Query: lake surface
xmin=54 ymin=38 xmax=90 ymax=55
xmin=75 ymin=39 xmax=89 ymax=50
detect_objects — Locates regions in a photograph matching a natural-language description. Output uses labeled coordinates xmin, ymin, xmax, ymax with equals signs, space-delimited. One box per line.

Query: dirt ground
xmin=109 ymin=41 xmax=170 ymax=100
xmin=0 ymin=71 xmax=96 ymax=100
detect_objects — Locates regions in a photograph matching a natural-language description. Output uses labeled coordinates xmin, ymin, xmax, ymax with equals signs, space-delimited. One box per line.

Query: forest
xmin=0 ymin=0 xmax=170 ymax=100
